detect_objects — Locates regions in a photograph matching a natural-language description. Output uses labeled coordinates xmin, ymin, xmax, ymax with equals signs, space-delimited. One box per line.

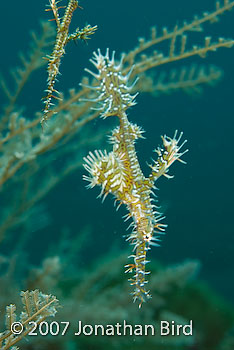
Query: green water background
xmin=0 ymin=0 xmax=233 ymax=305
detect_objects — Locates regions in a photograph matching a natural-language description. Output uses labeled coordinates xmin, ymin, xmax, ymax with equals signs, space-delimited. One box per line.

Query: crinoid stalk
xmin=83 ymin=49 xmax=188 ymax=307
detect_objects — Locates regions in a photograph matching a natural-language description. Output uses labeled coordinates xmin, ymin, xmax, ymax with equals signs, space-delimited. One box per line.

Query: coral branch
xmin=0 ymin=290 xmax=59 ymax=350
xmin=131 ymin=37 xmax=234 ymax=76
xmin=124 ymin=0 xmax=234 ymax=65
xmin=0 ymin=21 xmax=55 ymax=128
xmin=136 ymin=65 xmax=223 ymax=96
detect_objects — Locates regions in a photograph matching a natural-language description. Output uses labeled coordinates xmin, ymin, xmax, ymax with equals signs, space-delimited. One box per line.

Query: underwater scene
xmin=0 ymin=0 xmax=234 ymax=349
